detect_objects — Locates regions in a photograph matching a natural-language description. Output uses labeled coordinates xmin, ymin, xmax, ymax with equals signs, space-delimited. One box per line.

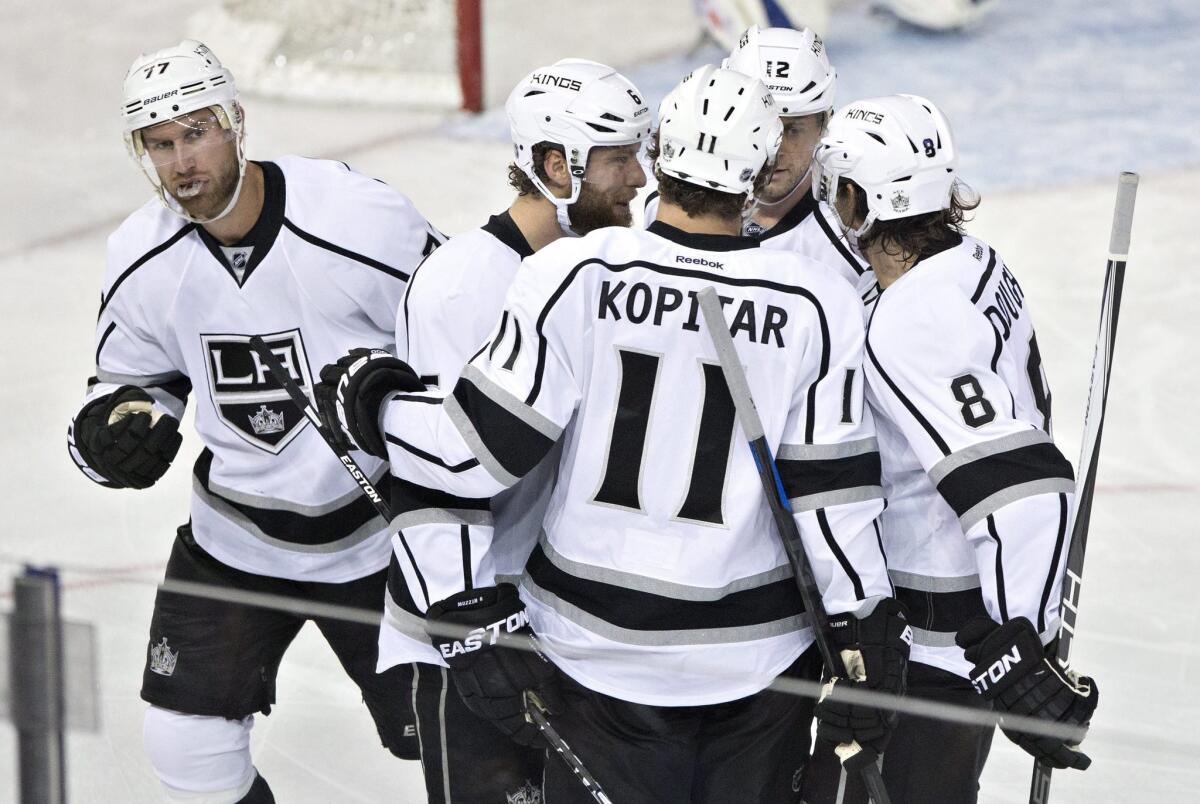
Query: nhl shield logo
xmin=200 ymin=328 xmax=315 ymax=454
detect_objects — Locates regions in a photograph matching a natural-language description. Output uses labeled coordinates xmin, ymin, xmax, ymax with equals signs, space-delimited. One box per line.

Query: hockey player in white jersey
xmin=645 ymin=25 xmax=877 ymax=302
xmin=319 ymin=65 xmax=909 ymax=803
xmin=807 ymin=94 xmax=1099 ymax=802
xmin=364 ymin=59 xmax=650 ymax=804
xmin=66 ymin=40 xmax=442 ymax=804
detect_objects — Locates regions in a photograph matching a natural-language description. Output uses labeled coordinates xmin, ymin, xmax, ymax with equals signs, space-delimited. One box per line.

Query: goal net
xmin=187 ymin=0 xmax=482 ymax=111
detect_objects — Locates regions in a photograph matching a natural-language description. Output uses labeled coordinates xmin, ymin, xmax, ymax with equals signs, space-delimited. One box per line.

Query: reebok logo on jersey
xmin=970 ymin=644 xmax=1022 ymax=694
xmin=597 ymin=279 xmax=789 ymax=347
xmin=676 ymin=255 xmax=724 ymax=269
xmin=438 ymin=610 xmax=530 ymax=659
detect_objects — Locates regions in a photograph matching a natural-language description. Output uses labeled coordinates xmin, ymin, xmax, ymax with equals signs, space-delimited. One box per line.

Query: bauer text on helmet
xmin=506 ymin=59 xmax=651 ymax=236
xmin=812 ymin=94 xmax=957 ymax=243
xmin=655 ymin=65 xmax=783 ymax=198
xmin=122 ymin=39 xmax=247 ymax=224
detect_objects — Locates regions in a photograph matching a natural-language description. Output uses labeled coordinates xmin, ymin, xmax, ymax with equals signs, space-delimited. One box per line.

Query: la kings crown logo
xmin=200 ymin=329 xmax=315 ymax=454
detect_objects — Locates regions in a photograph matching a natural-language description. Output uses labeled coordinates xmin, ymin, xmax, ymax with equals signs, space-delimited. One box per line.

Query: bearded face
xmin=140 ymin=109 xmax=241 ymax=220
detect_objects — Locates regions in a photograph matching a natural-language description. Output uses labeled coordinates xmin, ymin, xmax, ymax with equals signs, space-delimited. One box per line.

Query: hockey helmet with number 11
xmin=812 ymin=94 xmax=957 ymax=242
xmin=656 ymin=65 xmax=783 ymax=198
xmin=121 ymin=39 xmax=246 ymax=223
xmin=507 ymin=59 xmax=652 ymax=236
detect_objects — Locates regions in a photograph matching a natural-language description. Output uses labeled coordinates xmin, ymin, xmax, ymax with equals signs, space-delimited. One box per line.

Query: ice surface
xmin=1 ymin=1 xmax=1197 ymax=802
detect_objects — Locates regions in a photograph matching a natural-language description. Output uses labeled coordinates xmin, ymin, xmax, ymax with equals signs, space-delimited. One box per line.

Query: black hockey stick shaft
xmin=525 ymin=690 xmax=613 ymax=804
xmin=1029 ymin=171 xmax=1138 ymax=804
xmin=697 ymin=288 xmax=891 ymax=804
xmin=248 ymin=336 xmax=391 ymax=520
xmin=250 ymin=340 xmax=611 ymax=800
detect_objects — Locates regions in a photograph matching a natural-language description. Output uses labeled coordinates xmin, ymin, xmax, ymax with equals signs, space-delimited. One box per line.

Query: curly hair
xmin=853 ymin=180 xmax=980 ymax=262
xmin=507 ymin=142 xmax=564 ymax=195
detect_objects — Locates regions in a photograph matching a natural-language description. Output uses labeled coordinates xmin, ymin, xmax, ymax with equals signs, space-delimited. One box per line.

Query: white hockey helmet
xmin=655 ymin=65 xmax=783 ymax=197
xmin=875 ymin=0 xmax=998 ymax=31
xmin=724 ymin=25 xmax=836 ymax=117
xmin=121 ymin=39 xmax=246 ymax=223
xmin=506 ymin=59 xmax=652 ymax=235
xmin=812 ymin=94 xmax=957 ymax=241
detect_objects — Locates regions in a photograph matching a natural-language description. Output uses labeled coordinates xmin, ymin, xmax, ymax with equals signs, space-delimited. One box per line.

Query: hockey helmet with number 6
xmin=812 ymin=94 xmax=957 ymax=237
xmin=121 ymin=39 xmax=246 ymax=222
xmin=507 ymin=59 xmax=651 ymax=235
xmin=724 ymin=25 xmax=836 ymax=117
xmin=655 ymin=64 xmax=783 ymax=197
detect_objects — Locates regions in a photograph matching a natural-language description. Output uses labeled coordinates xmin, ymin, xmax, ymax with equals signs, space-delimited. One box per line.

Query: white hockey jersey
xmin=644 ymin=188 xmax=880 ymax=305
xmin=68 ymin=157 xmax=442 ymax=583
xmin=863 ymin=234 xmax=1075 ymax=678
xmin=379 ymin=220 xmax=891 ymax=706
xmin=379 ymin=211 xmax=556 ymax=670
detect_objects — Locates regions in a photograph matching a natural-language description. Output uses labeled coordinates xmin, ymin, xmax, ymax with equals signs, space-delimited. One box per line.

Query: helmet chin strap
xmin=143 ymin=114 xmax=248 ymax=225
xmin=530 ymin=172 xmax=584 ymax=238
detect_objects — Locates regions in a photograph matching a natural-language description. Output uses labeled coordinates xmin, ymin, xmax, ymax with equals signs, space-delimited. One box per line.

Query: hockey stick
xmin=1028 ymin=171 xmax=1138 ymax=804
xmin=248 ymin=336 xmax=390 ymax=519
xmin=249 ymin=336 xmax=613 ymax=802
xmin=697 ymin=287 xmax=891 ymax=804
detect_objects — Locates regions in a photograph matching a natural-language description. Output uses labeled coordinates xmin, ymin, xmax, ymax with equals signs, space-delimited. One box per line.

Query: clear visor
xmin=133 ymin=107 xmax=235 ymax=172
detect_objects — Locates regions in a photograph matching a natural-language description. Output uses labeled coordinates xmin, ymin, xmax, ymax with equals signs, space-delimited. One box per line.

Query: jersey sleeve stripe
xmin=927 ymin=429 xmax=1056 ymax=485
xmin=384 ymin=588 xmax=431 ymax=642
xmin=777 ymin=450 xmax=881 ymax=502
xmin=778 ymin=437 xmax=879 ymax=461
xmin=95 ymin=322 xmax=117 ymax=366
xmin=283 ymin=218 xmax=411 ymax=281
xmin=789 ymin=486 xmax=883 ymax=512
xmin=888 ymin=568 xmax=981 ymax=593
xmin=387 ymin=549 xmax=430 ymax=618
xmin=865 ymin=335 xmax=951 ymax=455
xmin=934 ymin=439 xmax=1075 ymax=532
xmin=444 ymin=372 xmax=559 ymax=484
xmin=985 ymin=515 xmax=1010 ymax=621
xmin=461 ymin=365 xmax=562 ymax=440
xmin=98 ymin=223 xmax=195 ymax=317
xmin=95 ymin=368 xmax=188 ymax=387
xmin=1037 ymin=493 xmax=1070 ymax=633
xmin=816 ymin=508 xmax=866 ymax=600
xmin=969 ymin=247 xmax=999 ymax=304
xmin=385 ymin=433 xmax=480 ymax=473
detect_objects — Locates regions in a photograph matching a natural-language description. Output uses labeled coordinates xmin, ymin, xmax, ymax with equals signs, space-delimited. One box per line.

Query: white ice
xmin=2 ymin=1 xmax=1198 ymax=802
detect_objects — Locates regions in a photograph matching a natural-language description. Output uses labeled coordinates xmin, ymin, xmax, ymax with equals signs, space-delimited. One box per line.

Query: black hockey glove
xmin=956 ymin=616 xmax=1098 ymax=770
xmin=74 ymin=386 xmax=182 ymax=489
xmin=815 ymin=598 xmax=911 ymax=764
xmin=315 ymin=349 xmax=424 ymax=458
xmin=425 ymin=583 xmax=561 ymax=747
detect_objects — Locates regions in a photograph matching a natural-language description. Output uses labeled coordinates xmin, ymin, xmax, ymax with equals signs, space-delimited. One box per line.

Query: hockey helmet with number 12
xmin=724 ymin=24 xmax=836 ymax=117
xmin=813 ymin=94 xmax=957 ymax=241
xmin=507 ymin=59 xmax=651 ymax=236
xmin=656 ymin=65 xmax=783 ymax=197
xmin=121 ymin=39 xmax=246 ymax=223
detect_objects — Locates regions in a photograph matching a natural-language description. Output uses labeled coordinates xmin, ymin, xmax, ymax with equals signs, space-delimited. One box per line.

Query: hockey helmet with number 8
xmin=121 ymin=39 xmax=246 ymax=223
xmin=655 ymin=64 xmax=783 ymax=197
xmin=812 ymin=94 xmax=957 ymax=238
xmin=507 ymin=59 xmax=652 ymax=235
xmin=724 ymin=24 xmax=836 ymax=117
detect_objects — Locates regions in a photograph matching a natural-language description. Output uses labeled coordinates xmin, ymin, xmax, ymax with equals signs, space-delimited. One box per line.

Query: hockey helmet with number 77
xmin=812 ymin=94 xmax=958 ymax=239
xmin=121 ymin=39 xmax=246 ymax=223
